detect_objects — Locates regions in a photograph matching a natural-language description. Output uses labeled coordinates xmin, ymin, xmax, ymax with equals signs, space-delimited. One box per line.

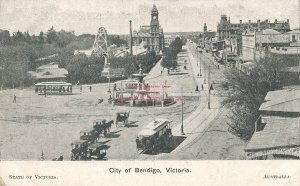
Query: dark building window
xmin=292 ymin=35 xmax=296 ymax=42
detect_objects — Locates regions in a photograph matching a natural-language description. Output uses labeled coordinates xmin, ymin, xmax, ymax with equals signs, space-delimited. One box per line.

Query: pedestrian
xmin=201 ymin=84 xmax=204 ymax=90
xmin=197 ymin=73 xmax=199 ymax=78
xmin=195 ymin=85 xmax=199 ymax=92
xmin=204 ymin=79 xmax=206 ymax=84
xmin=44 ymin=87 xmax=47 ymax=97
xmin=89 ymin=85 xmax=92 ymax=92
xmin=161 ymin=70 xmax=163 ymax=75
xmin=13 ymin=95 xmax=16 ymax=103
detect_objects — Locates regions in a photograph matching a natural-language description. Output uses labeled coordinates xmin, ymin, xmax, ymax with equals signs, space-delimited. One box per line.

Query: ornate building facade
xmin=133 ymin=4 xmax=164 ymax=54
xmin=217 ymin=14 xmax=290 ymax=55
xmin=217 ymin=14 xmax=290 ymax=40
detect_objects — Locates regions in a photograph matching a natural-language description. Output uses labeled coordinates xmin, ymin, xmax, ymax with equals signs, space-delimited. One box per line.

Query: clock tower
xmin=150 ymin=4 xmax=159 ymax=34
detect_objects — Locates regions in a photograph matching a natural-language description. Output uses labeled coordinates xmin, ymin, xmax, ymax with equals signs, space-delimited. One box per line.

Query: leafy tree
xmin=56 ymin=30 xmax=76 ymax=48
xmin=46 ymin=26 xmax=58 ymax=44
xmin=222 ymin=53 xmax=290 ymax=141
xmin=108 ymin=35 xmax=128 ymax=47
xmin=161 ymin=37 xmax=183 ymax=69
xmin=0 ymin=30 xmax=11 ymax=45
xmin=38 ymin=32 xmax=45 ymax=44
xmin=11 ymin=30 xmax=25 ymax=43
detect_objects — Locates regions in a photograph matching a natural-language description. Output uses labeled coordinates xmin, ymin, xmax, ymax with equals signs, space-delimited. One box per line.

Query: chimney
xmin=240 ymin=20 xmax=242 ymax=24
xmin=129 ymin=20 xmax=133 ymax=56
xmin=275 ymin=19 xmax=277 ymax=23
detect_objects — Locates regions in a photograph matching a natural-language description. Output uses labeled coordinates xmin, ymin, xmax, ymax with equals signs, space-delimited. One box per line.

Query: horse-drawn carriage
xmin=93 ymin=119 xmax=113 ymax=138
xmin=115 ymin=111 xmax=130 ymax=127
xmin=80 ymin=126 xmax=99 ymax=143
xmin=86 ymin=143 xmax=109 ymax=160
xmin=71 ymin=140 xmax=89 ymax=160
xmin=71 ymin=140 xmax=108 ymax=161
xmin=71 ymin=119 xmax=114 ymax=160
xmin=136 ymin=119 xmax=173 ymax=154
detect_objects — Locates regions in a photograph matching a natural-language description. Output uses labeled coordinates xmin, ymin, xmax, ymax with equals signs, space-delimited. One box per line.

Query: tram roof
xmin=144 ymin=119 xmax=171 ymax=132
xmin=138 ymin=129 xmax=156 ymax=137
xmin=35 ymin=82 xmax=72 ymax=86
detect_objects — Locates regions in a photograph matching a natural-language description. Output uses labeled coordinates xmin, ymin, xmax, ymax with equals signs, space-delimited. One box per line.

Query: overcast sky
xmin=0 ymin=0 xmax=299 ymax=35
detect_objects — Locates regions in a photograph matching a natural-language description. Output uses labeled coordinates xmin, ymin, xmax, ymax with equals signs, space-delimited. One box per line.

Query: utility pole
xmin=181 ymin=87 xmax=184 ymax=135
xmin=197 ymin=46 xmax=202 ymax=77
xmin=196 ymin=47 xmax=198 ymax=66
xmin=208 ymin=62 xmax=211 ymax=109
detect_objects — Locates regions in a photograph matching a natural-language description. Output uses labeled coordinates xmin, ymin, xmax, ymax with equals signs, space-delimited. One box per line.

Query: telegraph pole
xmin=197 ymin=46 xmax=202 ymax=77
xmin=181 ymin=87 xmax=184 ymax=135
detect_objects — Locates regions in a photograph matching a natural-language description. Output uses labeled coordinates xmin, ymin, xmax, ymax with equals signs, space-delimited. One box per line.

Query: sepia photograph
xmin=0 ymin=0 xmax=299 ymax=163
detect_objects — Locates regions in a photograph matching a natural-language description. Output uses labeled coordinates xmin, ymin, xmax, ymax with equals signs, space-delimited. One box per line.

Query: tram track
xmin=171 ymin=42 xmax=225 ymax=156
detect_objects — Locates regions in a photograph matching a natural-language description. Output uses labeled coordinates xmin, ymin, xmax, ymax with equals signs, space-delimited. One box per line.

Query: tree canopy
xmin=161 ymin=37 xmax=183 ymax=69
xmin=222 ymin=53 xmax=291 ymax=141
xmin=0 ymin=27 xmax=129 ymax=88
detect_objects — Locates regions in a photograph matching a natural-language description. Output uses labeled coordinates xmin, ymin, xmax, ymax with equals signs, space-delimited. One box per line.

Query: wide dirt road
xmin=0 ymin=49 xmax=199 ymax=160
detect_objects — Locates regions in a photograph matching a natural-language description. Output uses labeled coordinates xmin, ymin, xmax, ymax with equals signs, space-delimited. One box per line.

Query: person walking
xmin=89 ymin=85 xmax=92 ymax=92
xmin=13 ymin=95 xmax=16 ymax=103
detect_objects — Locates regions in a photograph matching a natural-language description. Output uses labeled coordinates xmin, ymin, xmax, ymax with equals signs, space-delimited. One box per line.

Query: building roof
xmin=35 ymin=54 xmax=58 ymax=62
xmin=261 ymin=29 xmax=281 ymax=35
xmin=35 ymin=73 xmax=66 ymax=79
xmin=245 ymin=117 xmax=300 ymax=151
xmin=36 ymin=63 xmax=59 ymax=70
xmin=74 ymin=49 xmax=93 ymax=57
xmin=287 ymin=29 xmax=300 ymax=34
xmin=259 ymin=89 xmax=300 ymax=113
xmin=31 ymin=63 xmax=69 ymax=80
